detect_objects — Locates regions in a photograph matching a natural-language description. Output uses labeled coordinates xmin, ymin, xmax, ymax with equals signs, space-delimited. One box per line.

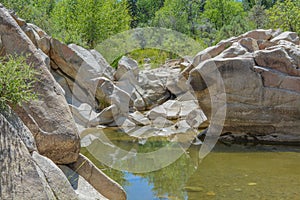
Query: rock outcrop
xmin=0 ymin=4 xmax=126 ymax=200
xmin=69 ymin=154 xmax=127 ymax=200
xmin=0 ymin=107 xmax=77 ymax=199
xmin=0 ymin=5 xmax=80 ymax=164
xmin=188 ymin=29 xmax=300 ymax=143
xmin=2 ymin=2 xmax=299 ymax=198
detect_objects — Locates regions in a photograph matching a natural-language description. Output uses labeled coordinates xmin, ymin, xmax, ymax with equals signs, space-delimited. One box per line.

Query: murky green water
xmin=81 ymin=128 xmax=300 ymax=200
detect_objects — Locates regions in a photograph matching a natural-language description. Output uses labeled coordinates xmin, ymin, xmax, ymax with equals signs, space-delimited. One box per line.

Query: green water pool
xmin=81 ymin=128 xmax=300 ymax=200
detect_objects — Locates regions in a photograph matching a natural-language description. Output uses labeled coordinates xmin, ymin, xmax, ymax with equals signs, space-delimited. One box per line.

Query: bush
xmin=0 ymin=55 xmax=37 ymax=108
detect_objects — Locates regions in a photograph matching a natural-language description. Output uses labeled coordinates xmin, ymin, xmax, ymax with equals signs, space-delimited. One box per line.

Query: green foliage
xmin=3 ymin=0 xmax=300 ymax=55
xmin=2 ymin=0 xmax=55 ymax=33
xmin=243 ymin=0 xmax=278 ymax=10
xmin=215 ymin=15 xmax=253 ymax=42
xmin=198 ymin=0 xmax=252 ymax=45
xmin=266 ymin=0 xmax=300 ymax=33
xmin=0 ymin=55 xmax=37 ymax=108
xmin=135 ymin=0 xmax=165 ymax=27
xmin=51 ymin=0 xmax=132 ymax=48
xmin=152 ymin=0 xmax=188 ymax=33
xmin=248 ymin=3 xmax=267 ymax=29
xmin=152 ymin=0 xmax=204 ymax=37
xmin=203 ymin=0 xmax=246 ymax=30
xmin=127 ymin=48 xmax=179 ymax=69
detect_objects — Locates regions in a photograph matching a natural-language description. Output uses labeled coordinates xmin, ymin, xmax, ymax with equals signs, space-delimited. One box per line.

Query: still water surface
xmin=81 ymin=128 xmax=300 ymax=200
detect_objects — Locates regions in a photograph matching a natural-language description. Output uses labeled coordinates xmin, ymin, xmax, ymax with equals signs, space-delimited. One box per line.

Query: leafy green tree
xmin=50 ymin=0 xmax=81 ymax=45
xmin=243 ymin=0 xmax=278 ymax=10
xmin=266 ymin=0 xmax=300 ymax=33
xmin=199 ymin=0 xmax=252 ymax=45
xmin=0 ymin=55 xmax=37 ymax=108
xmin=248 ymin=3 xmax=267 ymax=29
xmin=135 ymin=0 xmax=165 ymax=27
xmin=152 ymin=0 xmax=204 ymax=37
xmin=2 ymin=0 xmax=55 ymax=33
xmin=51 ymin=0 xmax=132 ymax=48
xmin=152 ymin=0 xmax=189 ymax=34
xmin=216 ymin=15 xmax=252 ymax=42
xmin=202 ymin=0 xmax=245 ymax=30
xmin=127 ymin=0 xmax=139 ymax=27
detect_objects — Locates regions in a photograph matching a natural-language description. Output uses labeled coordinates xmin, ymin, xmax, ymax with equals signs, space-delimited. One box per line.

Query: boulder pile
xmin=188 ymin=29 xmax=300 ymax=143
xmin=0 ymin=4 xmax=126 ymax=200
xmin=1 ymin=2 xmax=300 ymax=198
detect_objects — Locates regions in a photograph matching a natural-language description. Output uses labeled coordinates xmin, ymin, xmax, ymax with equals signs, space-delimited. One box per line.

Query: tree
xmin=51 ymin=0 xmax=132 ymax=48
xmin=248 ymin=3 xmax=267 ymax=29
xmin=2 ymin=0 xmax=55 ymax=33
xmin=152 ymin=0 xmax=189 ymax=34
xmin=199 ymin=0 xmax=251 ymax=44
xmin=127 ymin=0 xmax=139 ymax=27
xmin=243 ymin=0 xmax=278 ymax=10
xmin=216 ymin=15 xmax=252 ymax=42
xmin=266 ymin=0 xmax=300 ymax=33
xmin=136 ymin=0 xmax=165 ymax=26
xmin=202 ymin=0 xmax=245 ymax=30
xmin=152 ymin=0 xmax=204 ymax=37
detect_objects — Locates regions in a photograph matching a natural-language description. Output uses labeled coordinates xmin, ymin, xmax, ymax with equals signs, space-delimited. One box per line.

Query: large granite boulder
xmin=50 ymin=39 xmax=114 ymax=110
xmin=69 ymin=154 xmax=127 ymax=200
xmin=114 ymin=56 xmax=139 ymax=81
xmin=59 ymin=165 xmax=108 ymax=200
xmin=0 ymin=107 xmax=78 ymax=199
xmin=182 ymin=29 xmax=279 ymax=77
xmin=189 ymin=30 xmax=300 ymax=143
xmin=0 ymin=5 xmax=80 ymax=164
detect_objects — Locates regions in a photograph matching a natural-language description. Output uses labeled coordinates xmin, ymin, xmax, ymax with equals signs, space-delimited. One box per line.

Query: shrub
xmin=0 ymin=55 xmax=37 ymax=108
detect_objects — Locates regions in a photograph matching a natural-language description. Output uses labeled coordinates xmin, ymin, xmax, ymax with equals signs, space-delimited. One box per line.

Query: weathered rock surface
xmin=1 ymin=106 xmax=37 ymax=153
xmin=59 ymin=165 xmax=108 ymax=200
xmin=0 ymin=107 xmax=82 ymax=199
xmin=189 ymin=29 xmax=300 ymax=143
xmin=0 ymin=111 xmax=55 ymax=199
xmin=32 ymin=152 xmax=79 ymax=200
xmin=129 ymin=111 xmax=151 ymax=126
xmin=182 ymin=29 xmax=279 ymax=77
xmin=0 ymin=5 xmax=80 ymax=164
xmin=50 ymin=39 xmax=114 ymax=110
xmin=114 ymin=56 xmax=139 ymax=80
xmin=69 ymin=154 xmax=127 ymax=200
xmin=1 ymin=5 xmax=129 ymax=199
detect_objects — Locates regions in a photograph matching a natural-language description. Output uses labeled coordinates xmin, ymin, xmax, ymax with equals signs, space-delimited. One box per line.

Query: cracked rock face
xmin=0 ymin=107 xmax=78 ymax=200
xmin=0 ymin=5 xmax=80 ymax=164
xmin=189 ymin=29 xmax=300 ymax=143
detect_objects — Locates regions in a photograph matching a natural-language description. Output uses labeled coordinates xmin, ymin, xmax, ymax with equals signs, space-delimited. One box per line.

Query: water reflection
xmin=81 ymin=128 xmax=300 ymax=200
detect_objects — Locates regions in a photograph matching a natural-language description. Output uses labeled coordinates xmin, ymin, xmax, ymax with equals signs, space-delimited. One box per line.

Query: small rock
xmin=239 ymin=37 xmax=259 ymax=52
xmin=186 ymin=109 xmax=207 ymax=128
xmin=271 ymin=31 xmax=300 ymax=45
xmin=161 ymin=100 xmax=181 ymax=120
xmin=206 ymin=191 xmax=216 ymax=196
xmin=147 ymin=105 xmax=167 ymax=120
xmin=129 ymin=111 xmax=151 ymax=126
xmin=152 ymin=116 xmax=174 ymax=128
xmin=114 ymin=56 xmax=139 ymax=81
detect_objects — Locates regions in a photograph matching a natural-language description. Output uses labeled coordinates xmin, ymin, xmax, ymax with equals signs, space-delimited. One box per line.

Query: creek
xmin=81 ymin=128 xmax=300 ymax=200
